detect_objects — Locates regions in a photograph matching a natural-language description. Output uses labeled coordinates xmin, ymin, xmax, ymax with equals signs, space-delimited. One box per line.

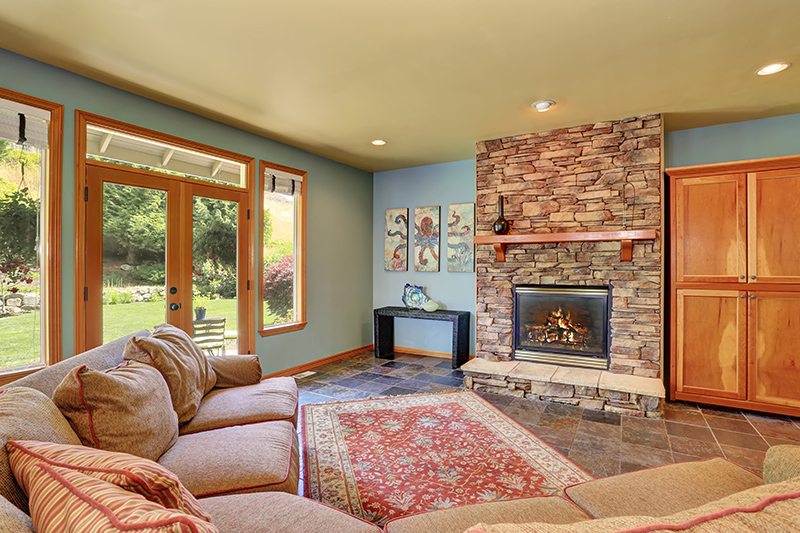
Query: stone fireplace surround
xmin=463 ymin=114 xmax=665 ymax=416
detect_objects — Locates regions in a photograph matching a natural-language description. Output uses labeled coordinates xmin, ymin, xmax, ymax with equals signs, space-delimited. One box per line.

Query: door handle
xmin=169 ymin=303 xmax=181 ymax=311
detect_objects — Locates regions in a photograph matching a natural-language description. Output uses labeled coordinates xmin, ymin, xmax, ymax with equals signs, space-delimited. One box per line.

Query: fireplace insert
xmin=513 ymin=285 xmax=610 ymax=369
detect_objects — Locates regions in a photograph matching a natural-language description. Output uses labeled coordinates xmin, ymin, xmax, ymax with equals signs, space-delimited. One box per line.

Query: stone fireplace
xmin=514 ymin=284 xmax=610 ymax=369
xmin=462 ymin=114 xmax=666 ymax=417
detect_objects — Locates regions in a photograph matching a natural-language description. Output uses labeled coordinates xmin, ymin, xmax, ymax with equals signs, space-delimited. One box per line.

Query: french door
xmin=83 ymin=163 xmax=253 ymax=354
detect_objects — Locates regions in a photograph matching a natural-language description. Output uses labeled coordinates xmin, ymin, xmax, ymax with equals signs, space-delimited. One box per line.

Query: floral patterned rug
xmin=301 ymin=391 xmax=593 ymax=525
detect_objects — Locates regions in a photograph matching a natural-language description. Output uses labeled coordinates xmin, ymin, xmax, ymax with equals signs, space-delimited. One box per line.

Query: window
xmin=259 ymin=161 xmax=306 ymax=335
xmin=0 ymin=88 xmax=63 ymax=382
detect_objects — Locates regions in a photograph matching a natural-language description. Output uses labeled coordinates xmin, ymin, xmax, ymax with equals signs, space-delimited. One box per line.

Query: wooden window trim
xmin=259 ymin=160 xmax=307 ymax=337
xmin=0 ymin=87 xmax=63 ymax=368
xmin=74 ymin=111 xmax=255 ymax=354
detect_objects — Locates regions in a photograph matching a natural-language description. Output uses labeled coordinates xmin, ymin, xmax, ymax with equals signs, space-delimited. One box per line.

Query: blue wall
xmin=0 ymin=48 xmax=374 ymax=374
xmin=666 ymin=113 xmax=800 ymax=168
xmin=373 ymin=160 xmax=477 ymax=355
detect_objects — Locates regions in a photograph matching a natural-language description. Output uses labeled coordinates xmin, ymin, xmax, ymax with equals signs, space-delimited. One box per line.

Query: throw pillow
xmin=124 ymin=323 xmax=217 ymax=424
xmin=52 ymin=361 xmax=179 ymax=461
xmin=7 ymin=440 xmax=211 ymax=521
xmin=0 ymin=387 xmax=82 ymax=514
xmin=207 ymin=355 xmax=262 ymax=388
xmin=27 ymin=463 xmax=218 ymax=533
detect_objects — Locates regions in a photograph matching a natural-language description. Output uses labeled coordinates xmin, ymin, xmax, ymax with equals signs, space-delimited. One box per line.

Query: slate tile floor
xmin=295 ymin=351 xmax=800 ymax=491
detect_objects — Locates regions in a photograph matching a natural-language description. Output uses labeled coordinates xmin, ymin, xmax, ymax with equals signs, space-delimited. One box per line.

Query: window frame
xmin=259 ymin=160 xmax=307 ymax=337
xmin=0 ymin=87 xmax=63 ymax=385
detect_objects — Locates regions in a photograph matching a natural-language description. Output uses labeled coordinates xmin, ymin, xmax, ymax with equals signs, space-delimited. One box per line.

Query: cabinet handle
xmin=751 ymin=295 xmax=756 ymax=299
xmin=740 ymin=275 xmax=745 ymax=280
xmin=751 ymin=275 xmax=757 ymax=280
xmin=740 ymin=294 xmax=745 ymax=299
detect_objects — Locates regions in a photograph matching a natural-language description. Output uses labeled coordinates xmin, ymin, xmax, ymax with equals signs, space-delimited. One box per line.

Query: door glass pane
xmin=192 ymin=196 xmax=237 ymax=356
xmin=262 ymin=191 xmax=296 ymax=326
xmin=0 ymin=142 xmax=44 ymax=368
xmin=102 ymin=183 xmax=167 ymax=344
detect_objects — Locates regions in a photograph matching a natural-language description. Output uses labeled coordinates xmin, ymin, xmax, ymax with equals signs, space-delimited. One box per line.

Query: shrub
xmin=193 ymin=258 xmax=236 ymax=299
xmin=263 ymin=254 xmax=293 ymax=319
xmin=130 ymin=262 xmax=166 ymax=285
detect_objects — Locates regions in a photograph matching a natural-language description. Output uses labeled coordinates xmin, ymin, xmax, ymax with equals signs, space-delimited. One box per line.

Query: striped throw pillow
xmin=28 ymin=463 xmax=217 ymax=533
xmin=7 ymin=440 xmax=210 ymax=522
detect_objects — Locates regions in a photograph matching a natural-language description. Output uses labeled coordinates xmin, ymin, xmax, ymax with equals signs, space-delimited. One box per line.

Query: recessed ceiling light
xmin=756 ymin=62 xmax=791 ymax=76
xmin=371 ymin=139 xmax=387 ymax=146
xmin=531 ymin=100 xmax=555 ymax=112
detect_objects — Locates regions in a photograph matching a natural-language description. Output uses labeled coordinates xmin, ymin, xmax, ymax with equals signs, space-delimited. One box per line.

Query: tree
xmin=102 ymin=184 xmax=167 ymax=263
xmin=0 ymin=188 xmax=39 ymax=312
xmin=193 ymin=198 xmax=238 ymax=265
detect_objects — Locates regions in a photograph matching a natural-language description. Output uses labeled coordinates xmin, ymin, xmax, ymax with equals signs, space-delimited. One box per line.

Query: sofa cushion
xmin=384 ymin=496 xmax=590 ymax=533
xmin=0 ymin=387 xmax=82 ymax=514
xmin=52 ymin=361 xmax=179 ymax=461
xmin=199 ymin=492 xmax=381 ymax=533
xmin=0 ymin=493 xmax=33 ymax=532
xmin=179 ymin=377 xmax=298 ymax=435
xmin=7 ymin=440 xmax=211 ymax=521
xmin=207 ymin=355 xmax=262 ymax=388
xmin=564 ymin=457 xmax=763 ymax=518
xmin=124 ymin=324 xmax=217 ymax=424
xmin=27 ymin=463 xmax=218 ymax=533
xmin=158 ymin=421 xmax=299 ymax=498
xmin=465 ymin=475 xmax=800 ymax=532
xmin=763 ymin=444 xmax=800 ymax=484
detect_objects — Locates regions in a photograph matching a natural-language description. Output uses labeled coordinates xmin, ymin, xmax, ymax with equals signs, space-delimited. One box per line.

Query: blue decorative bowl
xmin=402 ymin=283 xmax=429 ymax=309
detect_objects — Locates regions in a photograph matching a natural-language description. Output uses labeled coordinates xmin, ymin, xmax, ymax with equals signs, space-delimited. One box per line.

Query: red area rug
xmin=302 ymin=391 xmax=593 ymax=525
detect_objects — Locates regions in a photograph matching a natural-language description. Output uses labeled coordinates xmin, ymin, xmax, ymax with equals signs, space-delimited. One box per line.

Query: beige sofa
xmin=0 ymin=330 xmax=380 ymax=532
xmin=1 ymin=330 xmax=799 ymax=532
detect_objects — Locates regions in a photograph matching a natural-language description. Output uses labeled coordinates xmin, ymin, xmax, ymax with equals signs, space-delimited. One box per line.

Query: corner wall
xmin=373 ymin=160 xmax=477 ymax=356
xmin=0 ymin=47 xmax=374 ymax=374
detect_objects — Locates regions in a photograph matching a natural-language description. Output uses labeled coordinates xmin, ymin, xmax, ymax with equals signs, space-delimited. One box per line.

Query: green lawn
xmin=100 ymin=298 xmax=239 ymax=344
xmin=0 ymin=297 xmax=286 ymax=368
xmin=0 ymin=311 xmax=41 ymax=368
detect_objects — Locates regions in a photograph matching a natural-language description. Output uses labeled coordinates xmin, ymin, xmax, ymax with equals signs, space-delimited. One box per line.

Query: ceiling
xmin=1 ymin=0 xmax=799 ymax=173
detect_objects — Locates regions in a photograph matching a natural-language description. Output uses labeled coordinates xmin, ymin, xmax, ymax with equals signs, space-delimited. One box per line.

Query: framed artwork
xmin=414 ymin=205 xmax=440 ymax=272
xmin=384 ymin=208 xmax=408 ymax=271
xmin=447 ymin=203 xmax=475 ymax=272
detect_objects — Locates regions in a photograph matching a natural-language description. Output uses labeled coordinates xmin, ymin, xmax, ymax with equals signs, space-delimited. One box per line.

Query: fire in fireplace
xmin=513 ymin=285 xmax=610 ymax=370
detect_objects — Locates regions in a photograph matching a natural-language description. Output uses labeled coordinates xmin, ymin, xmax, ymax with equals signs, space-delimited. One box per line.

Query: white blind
xmin=264 ymin=169 xmax=302 ymax=196
xmin=0 ymin=108 xmax=49 ymax=149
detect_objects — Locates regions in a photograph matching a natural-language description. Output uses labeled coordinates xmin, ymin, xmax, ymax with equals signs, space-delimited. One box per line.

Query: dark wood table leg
xmin=374 ymin=310 xmax=395 ymax=360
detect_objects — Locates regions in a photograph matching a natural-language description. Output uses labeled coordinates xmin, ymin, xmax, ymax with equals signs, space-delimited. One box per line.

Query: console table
xmin=373 ymin=306 xmax=471 ymax=368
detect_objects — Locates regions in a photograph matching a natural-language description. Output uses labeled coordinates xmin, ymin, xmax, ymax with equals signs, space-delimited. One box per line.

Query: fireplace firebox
xmin=513 ymin=285 xmax=610 ymax=370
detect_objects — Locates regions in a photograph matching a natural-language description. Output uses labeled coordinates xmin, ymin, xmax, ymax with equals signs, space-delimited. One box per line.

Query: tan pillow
xmin=52 ymin=361 xmax=178 ymax=461
xmin=124 ymin=323 xmax=217 ymax=424
xmin=0 ymin=387 xmax=82 ymax=514
xmin=207 ymin=355 xmax=263 ymax=388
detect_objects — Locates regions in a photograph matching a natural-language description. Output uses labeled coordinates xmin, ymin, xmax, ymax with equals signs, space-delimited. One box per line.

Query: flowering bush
xmin=263 ymin=254 xmax=294 ymax=319
xmin=193 ymin=258 xmax=236 ymax=299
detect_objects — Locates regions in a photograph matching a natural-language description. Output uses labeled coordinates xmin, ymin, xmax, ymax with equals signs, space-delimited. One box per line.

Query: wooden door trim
xmin=75 ymin=111 xmax=255 ymax=355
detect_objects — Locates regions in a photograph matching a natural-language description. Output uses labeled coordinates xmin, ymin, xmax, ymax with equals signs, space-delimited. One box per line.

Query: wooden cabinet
xmin=668 ymin=156 xmax=800 ymax=417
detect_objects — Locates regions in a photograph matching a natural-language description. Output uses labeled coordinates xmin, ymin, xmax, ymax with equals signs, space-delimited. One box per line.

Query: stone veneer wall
xmin=475 ymin=114 xmax=663 ymax=378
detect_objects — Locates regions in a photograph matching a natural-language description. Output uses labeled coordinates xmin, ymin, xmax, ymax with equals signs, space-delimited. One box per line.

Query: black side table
xmin=373 ymin=306 xmax=471 ymax=368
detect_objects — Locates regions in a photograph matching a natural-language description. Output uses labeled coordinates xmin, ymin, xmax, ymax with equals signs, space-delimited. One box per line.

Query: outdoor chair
xmin=192 ymin=317 xmax=227 ymax=356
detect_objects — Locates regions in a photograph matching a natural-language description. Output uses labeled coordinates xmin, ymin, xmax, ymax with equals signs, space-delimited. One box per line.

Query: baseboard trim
xmin=262 ymin=344 xmax=375 ymax=378
xmin=394 ymin=347 xmax=475 ymax=361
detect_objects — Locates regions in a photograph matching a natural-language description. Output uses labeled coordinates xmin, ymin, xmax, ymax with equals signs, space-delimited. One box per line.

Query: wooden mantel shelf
xmin=474 ymin=229 xmax=657 ymax=262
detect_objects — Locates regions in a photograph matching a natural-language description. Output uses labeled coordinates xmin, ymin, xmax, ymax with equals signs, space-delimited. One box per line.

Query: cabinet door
xmin=748 ymin=169 xmax=800 ymax=284
xmin=674 ymin=175 xmax=746 ymax=283
xmin=676 ymin=289 xmax=747 ymax=399
xmin=748 ymin=292 xmax=800 ymax=408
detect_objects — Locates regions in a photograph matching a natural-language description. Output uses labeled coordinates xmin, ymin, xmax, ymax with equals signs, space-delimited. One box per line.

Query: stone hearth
xmin=462 ymin=358 xmax=665 ymax=417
